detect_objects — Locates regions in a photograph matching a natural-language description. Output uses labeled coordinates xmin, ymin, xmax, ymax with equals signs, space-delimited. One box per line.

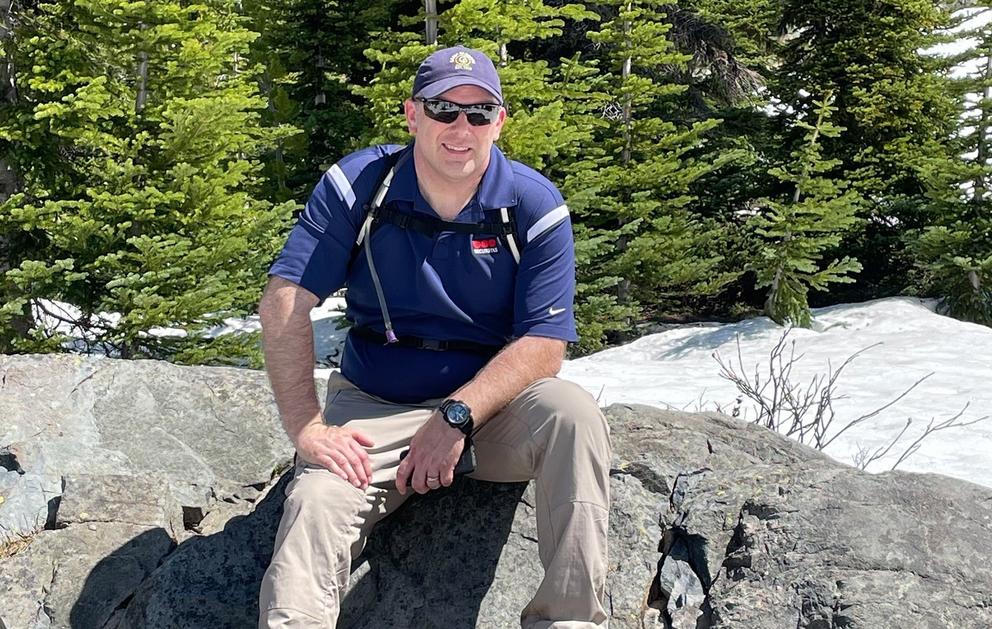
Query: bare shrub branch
xmin=889 ymin=404 xmax=989 ymax=470
xmin=713 ymin=327 xmax=986 ymax=470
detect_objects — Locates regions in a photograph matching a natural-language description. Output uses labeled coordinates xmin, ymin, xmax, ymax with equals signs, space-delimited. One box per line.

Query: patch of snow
xmin=561 ymin=297 xmax=992 ymax=488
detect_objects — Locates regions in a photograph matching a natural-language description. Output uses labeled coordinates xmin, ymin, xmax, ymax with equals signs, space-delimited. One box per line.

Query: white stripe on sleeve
xmin=328 ymin=164 xmax=356 ymax=209
xmin=525 ymin=204 xmax=569 ymax=243
xmin=299 ymin=213 xmax=326 ymax=234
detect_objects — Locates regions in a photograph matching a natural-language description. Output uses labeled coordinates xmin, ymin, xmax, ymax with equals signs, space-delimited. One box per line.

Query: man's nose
xmin=451 ymin=110 xmax=473 ymax=129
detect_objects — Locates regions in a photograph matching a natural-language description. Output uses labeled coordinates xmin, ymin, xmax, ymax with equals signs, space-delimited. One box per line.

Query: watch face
xmin=445 ymin=402 xmax=470 ymax=426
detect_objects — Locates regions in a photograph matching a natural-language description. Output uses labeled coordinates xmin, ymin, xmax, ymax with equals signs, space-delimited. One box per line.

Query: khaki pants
xmin=258 ymin=372 xmax=611 ymax=628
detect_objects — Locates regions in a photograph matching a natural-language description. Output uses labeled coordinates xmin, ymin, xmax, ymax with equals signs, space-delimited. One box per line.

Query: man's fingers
xmin=347 ymin=439 xmax=372 ymax=487
xmin=327 ymin=450 xmax=361 ymax=488
xmin=320 ymin=455 xmax=349 ymax=484
xmin=348 ymin=429 xmax=376 ymax=448
xmin=440 ymin=467 xmax=454 ymax=487
xmin=412 ymin=464 xmax=429 ymax=494
xmin=351 ymin=441 xmax=372 ymax=484
xmin=395 ymin=452 xmax=412 ymax=495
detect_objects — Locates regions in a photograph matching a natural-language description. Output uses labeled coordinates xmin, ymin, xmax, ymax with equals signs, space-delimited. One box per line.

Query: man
xmin=257 ymin=46 xmax=611 ymax=628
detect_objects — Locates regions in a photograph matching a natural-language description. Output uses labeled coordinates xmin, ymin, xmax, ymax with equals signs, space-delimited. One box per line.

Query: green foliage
xmin=908 ymin=8 xmax=992 ymax=325
xmin=913 ymin=222 xmax=992 ymax=324
xmin=243 ymin=0 xmax=409 ymax=199
xmin=0 ymin=0 xmax=296 ymax=363
xmin=561 ymin=0 xmax=737 ymax=352
xmin=770 ymin=0 xmax=958 ymax=299
xmin=354 ymin=29 xmax=434 ymax=145
xmin=749 ymin=93 xmax=862 ymax=327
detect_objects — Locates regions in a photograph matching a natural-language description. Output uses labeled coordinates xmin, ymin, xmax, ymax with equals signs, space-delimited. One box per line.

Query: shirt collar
xmin=384 ymin=142 xmax=517 ymax=212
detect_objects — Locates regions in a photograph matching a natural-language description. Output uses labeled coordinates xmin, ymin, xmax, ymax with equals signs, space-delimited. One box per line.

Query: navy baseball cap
xmin=412 ymin=46 xmax=503 ymax=104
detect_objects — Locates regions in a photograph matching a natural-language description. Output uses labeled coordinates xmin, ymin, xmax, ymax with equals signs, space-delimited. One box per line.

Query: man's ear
xmin=404 ymin=99 xmax=418 ymax=135
xmin=493 ymin=107 xmax=507 ymax=140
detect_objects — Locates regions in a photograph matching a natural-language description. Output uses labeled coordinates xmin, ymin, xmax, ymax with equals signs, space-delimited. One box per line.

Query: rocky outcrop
xmin=1 ymin=354 xmax=990 ymax=628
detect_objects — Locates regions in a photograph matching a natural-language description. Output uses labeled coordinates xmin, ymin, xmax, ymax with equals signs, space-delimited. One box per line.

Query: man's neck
xmin=413 ymin=154 xmax=486 ymax=221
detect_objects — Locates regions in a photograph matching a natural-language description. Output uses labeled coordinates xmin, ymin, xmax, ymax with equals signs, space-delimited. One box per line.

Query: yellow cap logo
xmin=450 ymin=51 xmax=476 ymax=71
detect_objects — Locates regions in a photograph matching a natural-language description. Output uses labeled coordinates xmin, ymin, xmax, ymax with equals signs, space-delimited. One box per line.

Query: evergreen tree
xmin=771 ymin=0 xmax=958 ymax=300
xmin=750 ymin=93 xmax=861 ymax=327
xmin=356 ymin=0 xmax=597 ymax=171
xmin=0 ymin=0 xmax=295 ymax=363
xmin=243 ymin=0 xmax=411 ymax=201
xmin=563 ymin=0 xmax=736 ymax=351
xmin=911 ymin=7 xmax=992 ymax=324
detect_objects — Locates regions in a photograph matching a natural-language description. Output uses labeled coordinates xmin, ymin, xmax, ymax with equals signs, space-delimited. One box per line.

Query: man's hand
xmin=395 ymin=413 xmax=465 ymax=495
xmin=294 ymin=421 xmax=375 ymax=490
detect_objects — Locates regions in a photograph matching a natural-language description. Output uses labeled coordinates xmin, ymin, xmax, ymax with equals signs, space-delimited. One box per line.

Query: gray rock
xmin=0 ymin=353 xmax=295 ymax=546
xmin=58 ymin=474 xmax=185 ymax=536
xmin=0 ymin=523 xmax=175 ymax=629
xmin=2 ymin=355 xmax=991 ymax=629
xmin=659 ymin=545 xmax=705 ymax=628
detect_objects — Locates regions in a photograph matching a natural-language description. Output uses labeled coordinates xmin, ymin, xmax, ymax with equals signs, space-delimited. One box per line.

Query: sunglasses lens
xmin=465 ymin=106 xmax=498 ymax=126
xmin=421 ymin=99 xmax=498 ymax=126
xmin=433 ymin=110 xmax=460 ymax=123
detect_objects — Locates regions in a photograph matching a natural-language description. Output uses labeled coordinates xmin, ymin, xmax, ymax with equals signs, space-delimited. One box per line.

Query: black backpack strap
xmin=372 ymin=206 xmax=517 ymax=238
xmin=350 ymin=325 xmax=502 ymax=355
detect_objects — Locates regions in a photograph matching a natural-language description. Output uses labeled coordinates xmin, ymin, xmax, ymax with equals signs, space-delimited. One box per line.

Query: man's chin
xmin=439 ymin=158 xmax=478 ymax=177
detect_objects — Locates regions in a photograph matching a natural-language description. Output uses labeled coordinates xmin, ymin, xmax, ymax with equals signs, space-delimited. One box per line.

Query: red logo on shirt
xmin=472 ymin=237 xmax=499 ymax=254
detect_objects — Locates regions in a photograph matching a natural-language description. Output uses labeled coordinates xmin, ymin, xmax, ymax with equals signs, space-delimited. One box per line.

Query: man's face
xmin=404 ymin=84 xmax=507 ymax=186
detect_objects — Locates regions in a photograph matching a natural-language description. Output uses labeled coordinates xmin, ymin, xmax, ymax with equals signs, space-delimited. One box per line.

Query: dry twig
xmin=713 ymin=327 xmax=986 ymax=470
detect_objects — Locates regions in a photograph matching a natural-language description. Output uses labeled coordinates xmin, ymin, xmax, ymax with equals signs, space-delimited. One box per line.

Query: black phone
xmin=398 ymin=437 xmax=476 ymax=486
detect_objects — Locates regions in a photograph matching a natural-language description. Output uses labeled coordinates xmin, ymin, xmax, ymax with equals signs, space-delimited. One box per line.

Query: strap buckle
xmin=420 ymin=338 xmax=443 ymax=351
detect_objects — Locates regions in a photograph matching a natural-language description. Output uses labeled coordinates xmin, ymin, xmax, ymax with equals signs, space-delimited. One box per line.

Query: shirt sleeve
xmin=268 ymin=168 xmax=363 ymax=300
xmin=512 ymin=190 xmax=579 ymax=342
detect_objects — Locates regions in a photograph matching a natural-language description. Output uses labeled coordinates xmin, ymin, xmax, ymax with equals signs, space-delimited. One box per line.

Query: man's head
xmin=404 ymin=46 xmax=507 ymax=187
xmin=412 ymin=46 xmax=503 ymax=104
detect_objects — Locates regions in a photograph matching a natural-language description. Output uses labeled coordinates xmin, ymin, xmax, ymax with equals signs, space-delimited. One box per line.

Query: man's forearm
xmin=259 ymin=277 xmax=323 ymax=443
xmin=452 ymin=335 xmax=566 ymax=427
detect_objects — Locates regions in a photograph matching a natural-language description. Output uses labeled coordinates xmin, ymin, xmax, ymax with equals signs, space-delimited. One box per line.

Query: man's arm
xmin=455 ymin=335 xmax=566 ymax=426
xmin=395 ymin=335 xmax=565 ymax=494
xmin=259 ymin=276 xmax=374 ymax=489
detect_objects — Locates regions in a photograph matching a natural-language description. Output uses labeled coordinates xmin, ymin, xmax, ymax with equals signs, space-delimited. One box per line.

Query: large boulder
xmin=1 ymin=354 xmax=990 ymax=629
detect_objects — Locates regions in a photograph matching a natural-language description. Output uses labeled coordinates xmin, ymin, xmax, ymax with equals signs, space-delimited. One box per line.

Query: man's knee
xmin=521 ymin=378 xmax=611 ymax=453
xmin=282 ymin=465 xmax=365 ymax=522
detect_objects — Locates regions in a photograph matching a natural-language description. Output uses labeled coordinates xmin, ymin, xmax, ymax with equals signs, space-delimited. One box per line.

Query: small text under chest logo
xmin=472 ymin=237 xmax=499 ymax=255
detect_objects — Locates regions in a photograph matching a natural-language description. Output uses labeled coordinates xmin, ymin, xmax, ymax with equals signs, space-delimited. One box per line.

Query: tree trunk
xmin=616 ymin=1 xmax=634 ymax=307
xmin=973 ymin=51 xmax=992 ymax=205
xmin=424 ymin=0 xmax=437 ymax=46
xmin=135 ymin=23 xmax=148 ymax=113
xmin=1 ymin=0 xmax=20 ymax=202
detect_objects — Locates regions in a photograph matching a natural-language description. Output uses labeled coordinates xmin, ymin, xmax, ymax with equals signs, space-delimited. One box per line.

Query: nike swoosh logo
xmin=548 ymin=307 xmax=566 ymax=315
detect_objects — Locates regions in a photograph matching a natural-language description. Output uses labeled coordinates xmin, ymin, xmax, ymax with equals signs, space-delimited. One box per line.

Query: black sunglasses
xmin=417 ymin=98 xmax=501 ymax=126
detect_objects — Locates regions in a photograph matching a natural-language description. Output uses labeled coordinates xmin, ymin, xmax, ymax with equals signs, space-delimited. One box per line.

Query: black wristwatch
xmin=438 ymin=398 xmax=474 ymax=435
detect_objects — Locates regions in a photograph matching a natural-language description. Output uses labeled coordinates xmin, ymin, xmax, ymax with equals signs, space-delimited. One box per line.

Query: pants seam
xmin=264 ymin=606 xmax=323 ymax=622
xmin=550 ymin=499 xmax=609 ymax=511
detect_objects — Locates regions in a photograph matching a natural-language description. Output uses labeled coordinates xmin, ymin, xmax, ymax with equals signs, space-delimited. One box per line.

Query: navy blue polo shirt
xmin=269 ymin=142 xmax=577 ymax=403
